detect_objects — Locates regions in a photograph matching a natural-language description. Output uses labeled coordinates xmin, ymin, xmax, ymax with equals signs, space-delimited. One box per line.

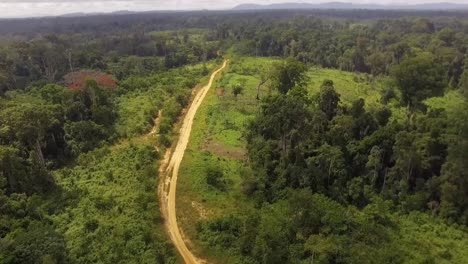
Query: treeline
xmin=0 ymin=28 xmax=218 ymax=93
xmin=1 ymin=12 xmax=467 ymax=93
xmin=1 ymin=10 xmax=467 ymax=37
xmin=224 ymin=16 xmax=468 ymax=89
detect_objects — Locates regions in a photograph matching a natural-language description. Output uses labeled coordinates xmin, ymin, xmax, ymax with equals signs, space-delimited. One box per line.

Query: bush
xmin=159 ymin=134 xmax=172 ymax=148
xmin=64 ymin=120 xmax=108 ymax=155
xmin=197 ymin=216 xmax=242 ymax=249
xmin=206 ymin=165 xmax=226 ymax=191
xmin=381 ymin=87 xmax=396 ymax=104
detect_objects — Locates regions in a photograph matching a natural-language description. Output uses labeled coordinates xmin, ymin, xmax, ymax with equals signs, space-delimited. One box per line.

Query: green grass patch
xmin=177 ymin=57 xmax=274 ymax=262
xmin=116 ymin=62 xmax=216 ymax=137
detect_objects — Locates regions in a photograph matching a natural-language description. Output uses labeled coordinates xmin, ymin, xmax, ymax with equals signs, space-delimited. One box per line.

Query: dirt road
xmin=159 ymin=60 xmax=227 ymax=264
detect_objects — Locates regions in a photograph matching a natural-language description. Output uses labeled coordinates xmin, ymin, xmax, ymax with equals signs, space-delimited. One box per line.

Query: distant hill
xmin=233 ymin=2 xmax=468 ymax=10
xmin=60 ymin=12 xmax=104 ymax=17
xmin=111 ymin=10 xmax=137 ymax=15
xmin=60 ymin=12 xmax=87 ymax=17
xmin=59 ymin=10 xmax=136 ymax=18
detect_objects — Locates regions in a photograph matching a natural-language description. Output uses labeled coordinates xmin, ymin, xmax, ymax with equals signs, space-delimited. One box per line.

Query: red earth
xmin=63 ymin=70 xmax=117 ymax=90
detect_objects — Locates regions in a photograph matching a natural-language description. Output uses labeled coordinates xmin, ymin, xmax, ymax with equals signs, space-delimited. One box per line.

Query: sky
xmin=0 ymin=0 xmax=467 ymax=18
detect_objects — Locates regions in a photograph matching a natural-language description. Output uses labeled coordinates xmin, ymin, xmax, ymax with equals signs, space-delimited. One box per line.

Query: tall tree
xmin=318 ymin=80 xmax=341 ymax=120
xmin=270 ymin=58 xmax=307 ymax=94
xmin=391 ymin=53 xmax=446 ymax=110
xmin=439 ymin=102 xmax=468 ymax=224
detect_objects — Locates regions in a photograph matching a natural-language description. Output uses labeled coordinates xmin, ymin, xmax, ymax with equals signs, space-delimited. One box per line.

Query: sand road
xmin=159 ymin=60 xmax=227 ymax=264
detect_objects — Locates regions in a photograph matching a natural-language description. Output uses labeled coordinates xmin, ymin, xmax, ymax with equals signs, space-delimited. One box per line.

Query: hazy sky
xmin=0 ymin=0 xmax=466 ymax=18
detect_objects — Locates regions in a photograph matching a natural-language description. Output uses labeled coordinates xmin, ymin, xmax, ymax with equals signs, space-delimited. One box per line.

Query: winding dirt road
xmin=159 ymin=60 xmax=227 ymax=264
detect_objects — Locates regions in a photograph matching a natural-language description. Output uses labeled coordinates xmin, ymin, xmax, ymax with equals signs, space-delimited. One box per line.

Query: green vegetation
xmin=1 ymin=9 xmax=468 ymax=264
xmin=116 ymin=62 xmax=216 ymax=137
xmin=53 ymin=144 xmax=173 ymax=263
xmin=176 ymin=57 xmax=271 ymax=262
xmin=177 ymin=54 xmax=468 ymax=263
xmin=0 ymin=31 xmax=217 ymax=262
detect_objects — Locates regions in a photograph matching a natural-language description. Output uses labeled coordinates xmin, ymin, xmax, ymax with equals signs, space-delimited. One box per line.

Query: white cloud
xmin=0 ymin=0 xmax=466 ymax=18
xmin=0 ymin=0 xmax=233 ymax=17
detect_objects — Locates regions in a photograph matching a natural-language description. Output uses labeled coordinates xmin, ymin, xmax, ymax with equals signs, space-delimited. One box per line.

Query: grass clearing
xmin=307 ymin=67 xmax=383 ymax=105
xmin=115 ymin=61 xmax=217 ymax=138
xmin=176 ymin=57 xmax=275 ymax=262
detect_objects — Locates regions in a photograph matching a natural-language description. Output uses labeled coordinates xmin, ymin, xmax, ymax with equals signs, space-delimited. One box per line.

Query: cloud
xmin=0 ymin=0 xmax=239 ymax=15
xmin=0 ymin=0 xmax=467 ymax=18
xmin=0 ymin=0 xmax=129 ymax=2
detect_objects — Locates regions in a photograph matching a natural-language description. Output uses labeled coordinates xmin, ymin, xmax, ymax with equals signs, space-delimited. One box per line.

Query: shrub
xmin=206 ymin=165 xmax=226 ymax=191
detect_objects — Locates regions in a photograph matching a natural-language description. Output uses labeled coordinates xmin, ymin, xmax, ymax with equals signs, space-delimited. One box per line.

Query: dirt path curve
xmin=159 ymin=60 xmax=227 ymax=264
